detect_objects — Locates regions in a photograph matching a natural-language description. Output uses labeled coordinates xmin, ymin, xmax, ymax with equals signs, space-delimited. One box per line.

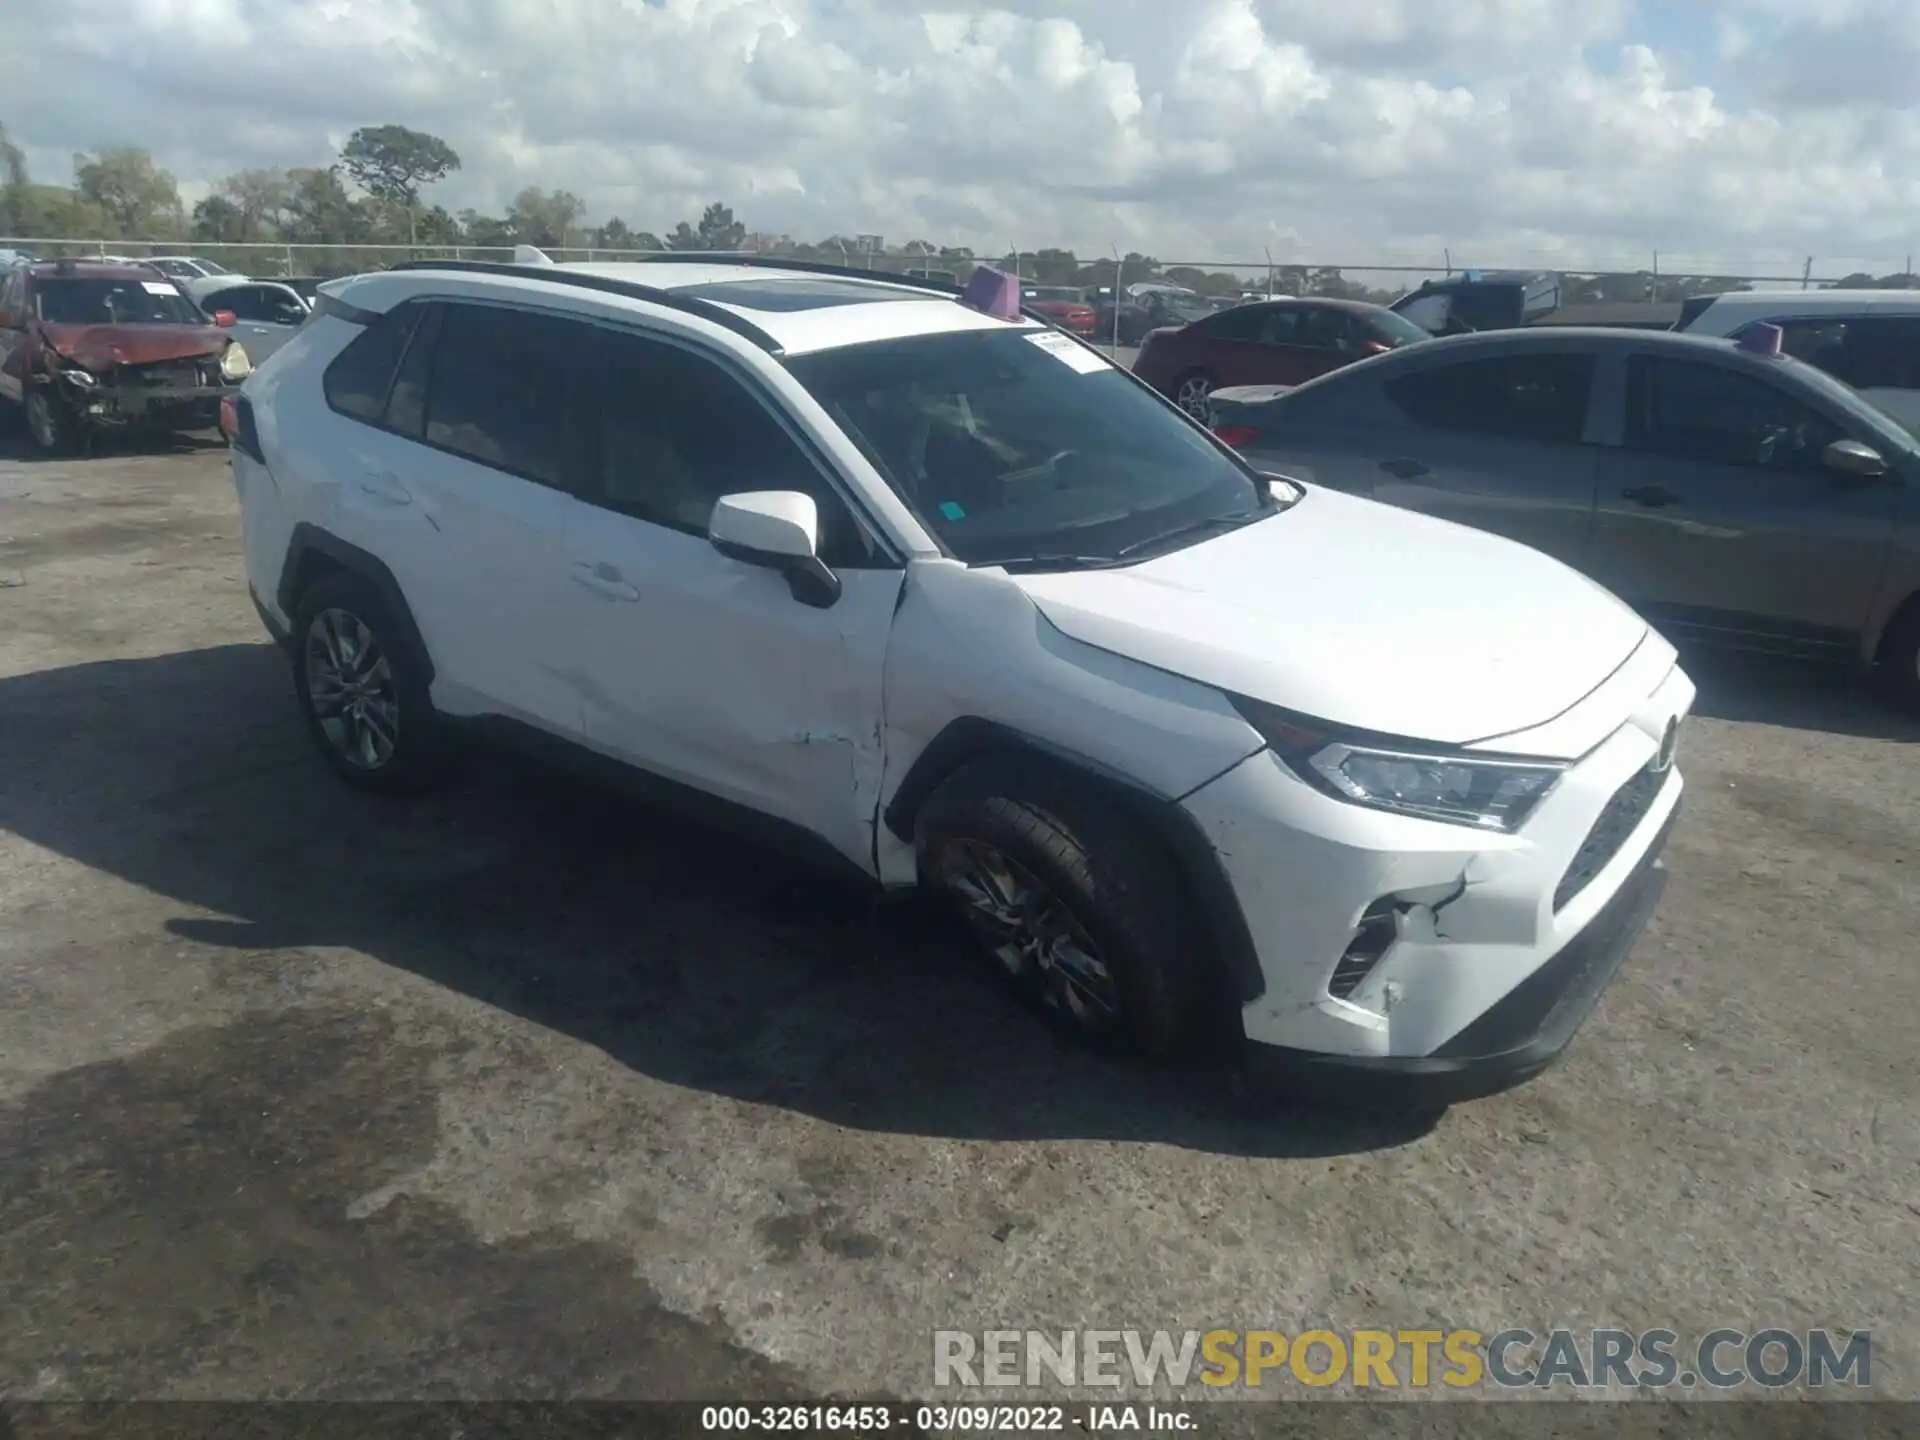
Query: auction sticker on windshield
xmin=141 ymin=281 xmax=178 ymax=296
xmin=1025 ymin=329 xmax=1111 ymax=374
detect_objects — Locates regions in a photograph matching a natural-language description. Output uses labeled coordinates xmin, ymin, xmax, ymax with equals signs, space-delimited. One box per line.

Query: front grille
xmin=1329 ymin=900 xmax=1398 ymax=1000
xmin=1554 ymin=764 xmax=1667 ymax=912
xmin=121 ymin=360 xmax=204 ymax=389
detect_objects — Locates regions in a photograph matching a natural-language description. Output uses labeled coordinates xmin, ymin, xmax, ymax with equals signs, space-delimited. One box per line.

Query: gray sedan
xmin=1208 ymin=326 xmax=1920 ymax=712
xmin=182 ymin=278 xmax=310 ymax=363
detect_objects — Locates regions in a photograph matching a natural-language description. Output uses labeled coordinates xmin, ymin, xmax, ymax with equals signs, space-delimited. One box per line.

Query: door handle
xmin=571 ymin=560 xmax=640 ymax=602
xmin=1622 ymin=484 xmax=1679 ymax=508
xmin=355 ymin=469 xmax=412 ymax=505
xmin=1379 ymin=457 xmax=1430 ymax=480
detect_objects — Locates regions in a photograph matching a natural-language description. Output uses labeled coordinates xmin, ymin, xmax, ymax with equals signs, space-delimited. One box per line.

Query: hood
xmin=1009 ymin=486 xmax=1649 ymax=751
xmin=37 ymin=322 xmax=227 ymax=371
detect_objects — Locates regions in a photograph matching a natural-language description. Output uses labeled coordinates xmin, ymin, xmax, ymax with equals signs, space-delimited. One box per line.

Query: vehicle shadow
xmin=0 ymin=642 xmax=1437 ymax=1159
xmin=1681 ymin=647 xmax=1920 ymax=743
xmin=0 ymin=423 xmax=227 ymax=463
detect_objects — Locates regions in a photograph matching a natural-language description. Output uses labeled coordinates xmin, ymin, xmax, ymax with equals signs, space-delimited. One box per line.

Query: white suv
xmin=228 ymin=254 xmax=1694 ymax=1103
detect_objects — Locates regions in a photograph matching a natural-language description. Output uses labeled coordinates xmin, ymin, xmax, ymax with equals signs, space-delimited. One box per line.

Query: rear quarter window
xmin=322 ymin=300 xmax=426 ymax=423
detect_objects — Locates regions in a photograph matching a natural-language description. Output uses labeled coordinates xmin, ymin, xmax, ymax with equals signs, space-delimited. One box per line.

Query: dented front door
xmin=563 ymin=503 xmax=903 ymax=875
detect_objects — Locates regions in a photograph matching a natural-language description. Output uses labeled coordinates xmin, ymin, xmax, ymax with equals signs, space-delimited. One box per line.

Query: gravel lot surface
xmin=1 ymin=429 xmax=1914 ymax=1428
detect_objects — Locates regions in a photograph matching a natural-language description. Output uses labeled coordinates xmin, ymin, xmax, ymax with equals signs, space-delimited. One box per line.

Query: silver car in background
xmin=182 ymin=277 xmax=311 ymax=363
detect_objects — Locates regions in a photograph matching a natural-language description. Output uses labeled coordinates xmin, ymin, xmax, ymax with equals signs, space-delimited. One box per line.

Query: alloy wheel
xmin=304 ymin=607 xmax=400 ymax=770
xmin=936 ymin=837 xmax=1121 ymax=1031
xmin=1175 ymin=375 xmax=1213 ymax=420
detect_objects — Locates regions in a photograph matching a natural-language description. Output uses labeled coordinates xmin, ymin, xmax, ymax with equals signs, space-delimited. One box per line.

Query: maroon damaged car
xmin=0 ymin=260 xmax=254 ymax=452
xmin=1131 ymin=297 xmax=1432 ymax=419
xmin=1021 ymin=285 xmax=1099 ymax=338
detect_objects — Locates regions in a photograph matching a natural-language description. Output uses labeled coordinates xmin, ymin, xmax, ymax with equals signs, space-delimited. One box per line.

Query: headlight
xmin=1232 ymin=696 xmax=1566 ymax=833
xmin=59 ymin=368 xmax=97 ymax=387
xmin=219 ymin=343 xmax=252 ymax=380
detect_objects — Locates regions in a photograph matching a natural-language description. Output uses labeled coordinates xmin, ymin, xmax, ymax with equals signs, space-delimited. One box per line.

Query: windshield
xmin=786 ymin=327 xmax=1269 ymax=566
xmin=196 ymin=259 xmax=234 ymax=275
xmin=1370 ymin=309 xmax=1434 ymax=347
xmin=1161 ymin=297 xmax=1213 ymax=323
xmin=34 ymin=277 xmax=203 ymax=326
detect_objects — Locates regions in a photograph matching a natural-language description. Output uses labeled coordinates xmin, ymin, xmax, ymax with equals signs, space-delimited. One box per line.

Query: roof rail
xmin=381 ymin=258 xmax=786 ymax=353
xmin=628 ymin=251 xmax=966 ymax=297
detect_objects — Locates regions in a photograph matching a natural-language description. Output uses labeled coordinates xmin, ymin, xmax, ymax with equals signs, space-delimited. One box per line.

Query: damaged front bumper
xmin=45 ymin=359 xmax=238 ymax=430
xmin=1181 ymin=665 xmax=1694 ymax=1104
xmin=1239 ymin=813 xmax=1674 ymax=1104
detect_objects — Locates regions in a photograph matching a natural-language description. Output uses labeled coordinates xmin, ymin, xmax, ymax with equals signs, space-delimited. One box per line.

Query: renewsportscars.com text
xmin=932 ymin=1327 xmax=1873 ymax=1391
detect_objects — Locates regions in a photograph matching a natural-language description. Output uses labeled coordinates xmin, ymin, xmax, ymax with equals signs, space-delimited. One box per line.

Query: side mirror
xmin=212 ymin=310 xmax=237 ymax=328
xmin=1822 ymin=438 xmax=1889 ymax=479
xmin=708 ymin=491 xmax=841 ymax=608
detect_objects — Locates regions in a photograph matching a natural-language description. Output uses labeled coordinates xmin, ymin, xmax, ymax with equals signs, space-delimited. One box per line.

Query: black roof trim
xmin=382 ymin=259 xmax=786 ymax=353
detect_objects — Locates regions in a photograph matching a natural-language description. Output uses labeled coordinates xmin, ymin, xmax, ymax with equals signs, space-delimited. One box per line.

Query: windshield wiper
xmin=992 ymin=553 xmax=1131 ymax=574
xmin=1109 ymin=509 xmax=1266 ymax=561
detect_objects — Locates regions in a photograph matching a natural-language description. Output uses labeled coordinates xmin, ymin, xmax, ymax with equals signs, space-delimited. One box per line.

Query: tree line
xmin=0 ymin=117 xmax=1858 ymax=303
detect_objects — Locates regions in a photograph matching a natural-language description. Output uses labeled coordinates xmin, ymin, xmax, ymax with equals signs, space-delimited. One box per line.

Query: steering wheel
xmin=1002 ymin=449 xmax=1080 ymax=491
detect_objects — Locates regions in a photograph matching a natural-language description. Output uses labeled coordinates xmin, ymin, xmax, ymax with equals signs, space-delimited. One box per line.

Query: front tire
xmin=1877 ymin=600 xmax=1920 ymax=716
xmin=24 ymin=387 xmax=77 ymax=454
xmin=290 ymin=572 xmax=447 ymax=794
xmin=915 ymin=761 xmax=1206 ymax=1057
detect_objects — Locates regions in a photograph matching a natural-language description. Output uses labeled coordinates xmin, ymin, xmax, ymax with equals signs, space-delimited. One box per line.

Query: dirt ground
xmin=1 ymin=429 xmax=1915 ymax=1421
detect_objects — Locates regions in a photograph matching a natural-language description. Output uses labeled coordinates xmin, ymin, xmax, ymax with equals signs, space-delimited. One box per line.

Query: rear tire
xmin=1172 ymin=369 xmax=1218 ymax=421
xmin=290 ymin=571 xmax=448 ymax=794
xmin=915 ymin=760 xmax=1207 ymax=1057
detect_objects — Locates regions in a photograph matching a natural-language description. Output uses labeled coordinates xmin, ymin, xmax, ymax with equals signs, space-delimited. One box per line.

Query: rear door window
xmin=1385 ymin=354 xmax=1595 ymax=443
xmin=1204 ymin=307 xmax=1269 ymax=342
xmin=422 ymin=303 xmax=579 ymax=488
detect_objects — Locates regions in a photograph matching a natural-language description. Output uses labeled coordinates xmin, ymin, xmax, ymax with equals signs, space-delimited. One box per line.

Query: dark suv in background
xmin=1392 ymin=271 xmax=1563 ymax=336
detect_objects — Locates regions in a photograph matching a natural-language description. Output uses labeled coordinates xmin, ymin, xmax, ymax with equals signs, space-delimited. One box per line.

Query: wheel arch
xmin=883 ymin=716 xmax=1267 ymax=1004
xmin=276 ymin=522 xmax=436 ymax=686
xmin=1869 ymin=585 xmax=1920 ymax=666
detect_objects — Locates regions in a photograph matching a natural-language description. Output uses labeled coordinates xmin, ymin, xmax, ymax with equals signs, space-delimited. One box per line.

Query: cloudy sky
xmin=6 ymin=0 xmax=1920 ymax=274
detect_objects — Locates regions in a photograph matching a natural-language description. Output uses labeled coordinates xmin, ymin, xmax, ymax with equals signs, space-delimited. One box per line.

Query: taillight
xmin=222 ymin=392 xmax=266 ymax=463
xmin=1212 ymin=425 xmax=1262 ymax=448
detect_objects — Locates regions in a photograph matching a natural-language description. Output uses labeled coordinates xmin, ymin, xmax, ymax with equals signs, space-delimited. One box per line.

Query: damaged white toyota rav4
xmin=229 ymin=253 xmax=1693 ymax=1103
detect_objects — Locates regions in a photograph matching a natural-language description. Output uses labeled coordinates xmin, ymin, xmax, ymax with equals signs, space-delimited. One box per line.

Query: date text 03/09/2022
xmin=702 ymin=1403 xmax=1140 ymax=1432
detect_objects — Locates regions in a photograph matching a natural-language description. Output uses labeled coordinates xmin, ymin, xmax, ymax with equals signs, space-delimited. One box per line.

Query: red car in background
xmin=1021 ymin=286 xmax=1099 ymax=338
xmin=1131 ymin=298 xmax=1432 ymax=418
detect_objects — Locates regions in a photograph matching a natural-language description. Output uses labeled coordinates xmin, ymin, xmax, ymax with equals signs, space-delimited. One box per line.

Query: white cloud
xmin=4 ymin=0 xmax=1919 ymax=273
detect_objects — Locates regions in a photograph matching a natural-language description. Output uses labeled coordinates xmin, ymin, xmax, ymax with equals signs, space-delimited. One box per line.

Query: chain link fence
xmin=7 ymin=236 xmax=1917 ymax=300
